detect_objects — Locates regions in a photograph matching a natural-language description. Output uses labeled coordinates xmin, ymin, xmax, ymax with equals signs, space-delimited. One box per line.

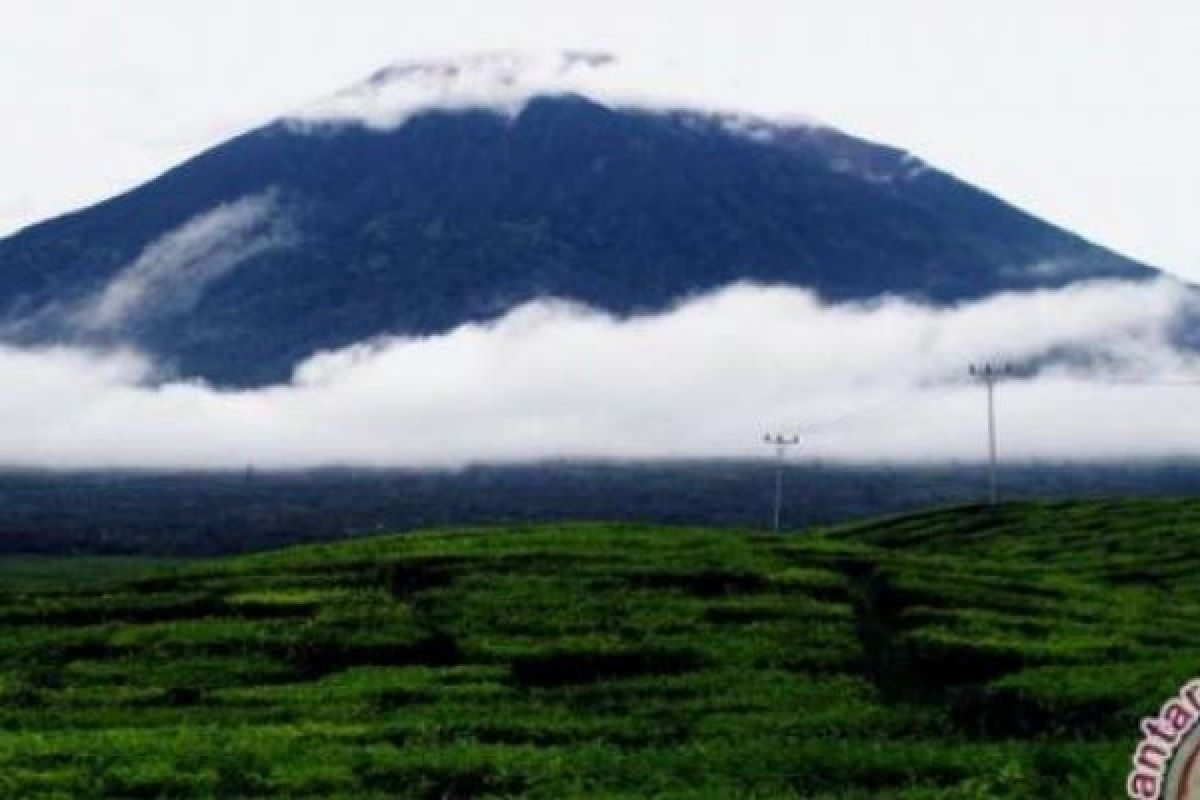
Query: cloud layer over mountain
xmin=0 ymin=278 xmax=1195 ymax=468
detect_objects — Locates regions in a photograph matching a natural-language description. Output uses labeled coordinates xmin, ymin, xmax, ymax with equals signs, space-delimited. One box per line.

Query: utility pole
xmin=968 ymin=363 xmax=1011 ymax=506
xmin=763 ymin=433 xmax=801 ymax=534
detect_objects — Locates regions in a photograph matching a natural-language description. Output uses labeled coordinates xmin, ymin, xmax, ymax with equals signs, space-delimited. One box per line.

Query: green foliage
xmin=0 ymin=505 xmax=1194 ymax=796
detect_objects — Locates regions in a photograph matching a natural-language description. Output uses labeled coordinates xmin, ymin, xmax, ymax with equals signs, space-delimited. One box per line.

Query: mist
xmin=0 ymin=278 xmax=1194 ymax=468
xmin=72 ymin=190 xmax=295 ymax=332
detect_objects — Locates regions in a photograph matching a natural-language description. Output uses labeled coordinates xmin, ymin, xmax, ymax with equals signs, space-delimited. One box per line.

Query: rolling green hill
xmin=0 ymin=500 xmax=1194 ymax=797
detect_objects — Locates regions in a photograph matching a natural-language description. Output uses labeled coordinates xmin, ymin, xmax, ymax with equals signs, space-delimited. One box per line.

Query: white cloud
xmin=288 ymin=51 xmax=614 ymax=130
xmin=72 ymin=190 xmax=294 ymax=332
xmin=285 ymin=50 xmax=818 ymax=134
xmin=0 ymin=278 xmax=1196 ymax=468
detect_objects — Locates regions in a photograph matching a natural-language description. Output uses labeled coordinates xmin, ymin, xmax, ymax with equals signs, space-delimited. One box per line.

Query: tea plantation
xmin=0 ymin=499 xmax=1195 ymax=797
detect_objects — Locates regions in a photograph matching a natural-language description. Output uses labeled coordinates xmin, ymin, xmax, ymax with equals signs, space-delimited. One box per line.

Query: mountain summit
xmin=289 ymin=51 xmax=627 ymax=130
xmin=0 ymin=53 xmax=1155 ymax=385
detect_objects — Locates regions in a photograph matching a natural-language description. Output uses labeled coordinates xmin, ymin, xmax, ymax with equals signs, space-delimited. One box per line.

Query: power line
xmin=1046 ymin=375 xmax=1200 ymax=387
xmin=760 ymin=367 xmax=1200 ymax=498
xmin=762 ymin=432 xmax=801 ymax=534
xmin=803 ymin=396 xmax=910 ymax=432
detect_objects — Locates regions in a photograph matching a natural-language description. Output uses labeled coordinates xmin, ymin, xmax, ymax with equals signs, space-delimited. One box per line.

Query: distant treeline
xmin=2 ymin=461 xmax=1200 ymax=556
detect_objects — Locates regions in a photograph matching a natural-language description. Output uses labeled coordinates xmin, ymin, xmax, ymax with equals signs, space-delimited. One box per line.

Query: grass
xmin=0 ymin=503 xmax=1196 ymax=796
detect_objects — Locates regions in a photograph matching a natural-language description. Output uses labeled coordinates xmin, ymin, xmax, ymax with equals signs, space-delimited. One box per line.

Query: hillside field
xmin=1 ymin=500 xmax=1197 ymax=797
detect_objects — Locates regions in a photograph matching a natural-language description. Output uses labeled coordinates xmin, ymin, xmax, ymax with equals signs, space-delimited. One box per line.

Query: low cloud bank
xmin=0 ymin=279 xmax=1196 ymax=468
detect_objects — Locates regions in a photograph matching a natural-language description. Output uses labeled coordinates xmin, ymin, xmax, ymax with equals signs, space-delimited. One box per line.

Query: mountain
xmin=0 ymin=53 xmax=1156 ymax=386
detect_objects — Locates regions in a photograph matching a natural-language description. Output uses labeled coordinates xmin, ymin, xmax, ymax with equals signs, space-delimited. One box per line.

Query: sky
xmin=2 ymin=0 xmax=1199 ymax=279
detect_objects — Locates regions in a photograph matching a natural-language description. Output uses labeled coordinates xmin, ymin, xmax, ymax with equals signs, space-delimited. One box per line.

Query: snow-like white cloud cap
xmin=285 ymin=50 xmax=820 ymax=133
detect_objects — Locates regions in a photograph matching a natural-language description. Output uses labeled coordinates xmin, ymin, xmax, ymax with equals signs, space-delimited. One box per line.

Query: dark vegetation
xmin=0 ymin=96 xmax=1149 ymax=385
xmin=0 ymin=499 xmax=1195 ymax=796
xmin=4 ymin=461 xmax=1200 ymax=555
